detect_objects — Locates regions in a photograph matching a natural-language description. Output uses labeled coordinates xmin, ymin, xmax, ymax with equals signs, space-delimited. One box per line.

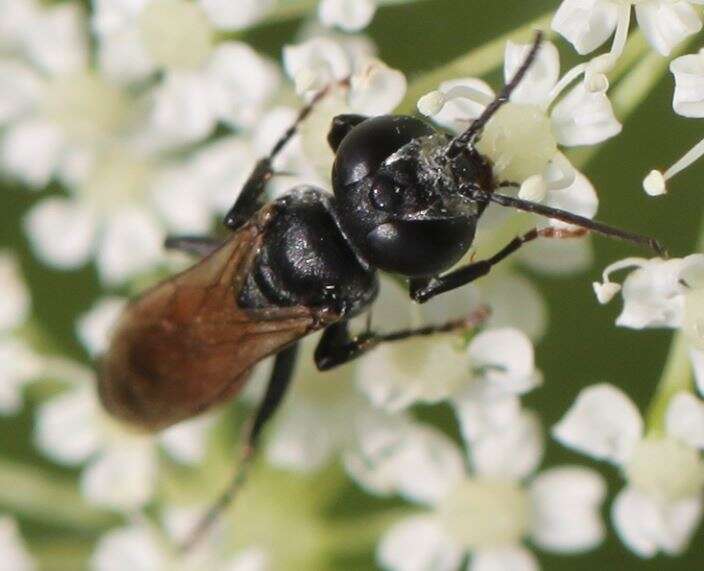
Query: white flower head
xmin=0 ymin=2 xmax=137 ymax=189
xmin=92 ymin=511 xmax=269 ymax=571
xmin=553 ymin=0 xmax=702 ymax=60
xmin=93 ymin=0 xmax=280 ymax=142
xmin=418 ymin=40 xmax=614 ymax=232
xmin=284 ymin=36 xmax=405 ymax=113
xmin=554 ymin=384 xmax=704 ymax=557
xmin=34 ymin=364 xmax=214 ymax=510
xmin=76 ymin=297 xmax=126 ymax=358
xmin=0 ymin=516 xmax=35 ymax=571
xmin=592 ymin=254 xmax=704 ymax=329
xmin=362 ymin=412 xmax=605 ymax=571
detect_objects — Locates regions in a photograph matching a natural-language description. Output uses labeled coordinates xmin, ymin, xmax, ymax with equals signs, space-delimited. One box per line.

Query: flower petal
xmin=551 ymin=82 xmax=621 ymax=146
xmin=377 ymin=516 xmax=463 ymax=571
xmin=23 ymin=197 xmax=97 ymax=269
xmin=616 ymin=257 xmax=691 ymax=329
xmin=0 ymin=516 xmax=35 ymax=571
xmin=348 ymin=57 xmax=406 ymax=116
xmin=283 ymin=37 xmax=351 ymax=95
xmin=453 ymin=393 xmax=521 ymax=443
xmin=266 ymin=403 xmax=337 ymax=472
xmin=551 ymin=0 xmax=619 ymax=55
xmin=344 ymin=413 xmax=465 ymax=506
xmin=470 ymin=546 xmax=538 ymax=571
xmin=0 ymin=60 xmax=41 ymax=125
xmin=34 ymin=385 xmax=102 ymax=465
xmin=468 ymin=328 xmax=540 ymax=396
xmin=23 ymin=3 xmax=88 ymax=75
xmin=150 ymin=71 xmax=217 ymax=144
xmin=205 ymin=42 xmax=280 ymax=129
xmin=552 ymin=383 xmax=643 ymax=465
xmin=356 ymin=335 xmax=470 ymax=412
xmin=612 ymin=486 xmax=704 ymax=557
xmin=91 ymin=524 xmax=165 ymax=571
xmin=159 ymin=414 xmax=214 ymax=465
xmin=469 ymin=410 xmax=544 ymax=480
xmin=81 ymin=441 xmax=157 ymax=510
xmin=665 ymin=392 xmax=704 ymax=450
xmin=427 ymin=78 xmax=494 ymax=133
xmin=96 ymin=208 xmax=163 ymax=285
xmin=670 ymin=51 xmax=704 ymax=118
xmin=197 ymin=0 xmax=274 ymax=30
xmin=2 ymin=118 xmax=65 ymax=187
xmin=635 ymin=1 xmax=702 ymax=57
xmin=529 ymin=466 xmax=606 ymax=552
xmin=504 ymin=40 xmax=559 ymax=106
xmin=76 ymin=297 xmax=126 ymax=358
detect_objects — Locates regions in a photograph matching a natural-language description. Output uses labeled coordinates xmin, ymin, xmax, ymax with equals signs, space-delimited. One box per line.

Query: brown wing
xmin=98 ymin=206 xmax=338 ymax=431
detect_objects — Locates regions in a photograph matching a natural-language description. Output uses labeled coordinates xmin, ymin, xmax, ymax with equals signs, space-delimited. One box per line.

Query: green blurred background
xmin=2 ymin=0 xmax=704 ymax=568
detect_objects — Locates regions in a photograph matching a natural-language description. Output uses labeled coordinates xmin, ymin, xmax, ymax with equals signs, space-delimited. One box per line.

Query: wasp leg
xmin=223 ymin=82 xmax=344 ymax=231
xmin=179 ymin=343 xmax=299 ymax=553
xmin=164 ymin=235 xmax=221 ymax=258
xmin=315 ymin=308 xmax=488 ymax=371
xmin=410 ymin=227 xmax=587 ymax=303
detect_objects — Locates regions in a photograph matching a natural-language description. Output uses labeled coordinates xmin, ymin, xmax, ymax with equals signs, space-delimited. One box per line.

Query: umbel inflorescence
xmin=1 ymin=0 xmax=704 ymax=569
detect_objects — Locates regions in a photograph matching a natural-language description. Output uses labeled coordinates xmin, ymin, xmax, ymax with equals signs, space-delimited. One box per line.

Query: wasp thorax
xmin=437 ymin=478 xmax=529 ymax=549
xmin=138 ymin=0 xmax=214 ymax=69
xmin=476 ymin=102 xmax=557 ymax=183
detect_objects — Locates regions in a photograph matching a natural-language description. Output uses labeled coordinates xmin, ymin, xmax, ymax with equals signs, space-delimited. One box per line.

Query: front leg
xmin=410 ymin=227 xmax=587 ymax=303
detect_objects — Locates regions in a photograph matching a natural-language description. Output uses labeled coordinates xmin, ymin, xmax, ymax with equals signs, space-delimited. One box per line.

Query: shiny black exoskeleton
xmin=167 ymin=34 xmax=665 ymax=550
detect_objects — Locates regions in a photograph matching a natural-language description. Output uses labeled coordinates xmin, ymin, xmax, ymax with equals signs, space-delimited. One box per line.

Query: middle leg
xmin=314 ymin=307 xmax=489 ymax=371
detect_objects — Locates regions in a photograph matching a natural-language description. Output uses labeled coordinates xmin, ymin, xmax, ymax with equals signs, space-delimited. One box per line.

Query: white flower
xmin=355 ymin=275 xmax=541 ymax=441
xmin=0 ymin=3 xmax=134 ymax=188
xmin=91 ymin=510 xmax=268 ymax=571
xmin=0 ymin=253 xmax=42 ymax=415
xmin=552 ymin=0 xmax=703 ymax=59
xmin=283 ymin=37 xmax=405 ymax=113
xmin=350 ymin=412 xmax=606 ymax=571
xmin=264 ymin=335 xmax=374 ymax=473
xmin=76 ymin=297 xmax=127 ymax=358
xmin=554 ymin=384 xmax=704 ymax=557
xmin=419 ymin=40 xmax=618 ymax=203
xmin=93 ymin=0 xmax=279 ymax=143
xmin=0 ymin=516 xmax=35 ymax=571
xmin=34 ymin=363 xmax=214 ymax=510
xmin=644 ymin=49 xmax=704 ymax=193
xmin=591 ymin=254 xmax=704 ymax=328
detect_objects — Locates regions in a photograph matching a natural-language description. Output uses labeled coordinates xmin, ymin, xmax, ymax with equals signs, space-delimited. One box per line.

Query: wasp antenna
xmin=446 ymin=30 xmax=544 ymax=159
xmin=475 ymin=190 xmax=666 ymax=257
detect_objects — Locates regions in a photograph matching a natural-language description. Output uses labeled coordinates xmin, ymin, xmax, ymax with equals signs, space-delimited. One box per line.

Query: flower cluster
xmin=2 ymin=0 xmax=703 ymax=568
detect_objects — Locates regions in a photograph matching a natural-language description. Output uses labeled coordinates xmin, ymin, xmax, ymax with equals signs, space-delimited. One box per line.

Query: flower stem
xmin=398 ymin=11 xmax=553 ymax=113
xmin=645 ymin=332 xmax=693 ymax=435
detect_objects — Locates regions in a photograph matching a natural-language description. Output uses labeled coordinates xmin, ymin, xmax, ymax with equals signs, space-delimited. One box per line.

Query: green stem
xmin=398 ymin=11 xmax=554 ymax=113
xmin=645 ymin=332 xmax=693 ymax=434
xmin=0 ymin=459 xmax=118 ymax=531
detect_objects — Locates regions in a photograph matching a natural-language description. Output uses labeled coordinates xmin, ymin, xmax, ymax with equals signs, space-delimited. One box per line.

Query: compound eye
xmin=370 ymin=175 xmax=404 ymax=212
